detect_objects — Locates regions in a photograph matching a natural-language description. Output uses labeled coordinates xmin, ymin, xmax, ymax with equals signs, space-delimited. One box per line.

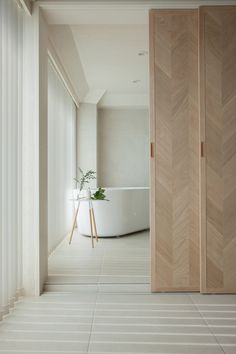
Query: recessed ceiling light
xmin=138 ymin=50 xmax=148 ymax=56
xmin=132 ymin=79 xmax=141 ymax=84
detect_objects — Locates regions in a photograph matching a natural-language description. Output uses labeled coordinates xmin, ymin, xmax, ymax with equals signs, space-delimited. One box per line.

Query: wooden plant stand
xmin=69 ymin=198 xmax=99 ymax=248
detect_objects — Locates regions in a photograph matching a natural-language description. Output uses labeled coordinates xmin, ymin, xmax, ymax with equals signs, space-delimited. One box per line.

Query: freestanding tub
xmin=75 ymin=187 xmax=149 ymax=237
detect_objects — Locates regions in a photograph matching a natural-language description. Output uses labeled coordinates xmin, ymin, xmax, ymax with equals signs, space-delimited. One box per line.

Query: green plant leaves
xmin=91 ymin=187 xmax=109 ymax=201
xmin=74 ymin=169 xmax=108 ymax=201
xmin=76 ymin=168 xmax=96 ymax=191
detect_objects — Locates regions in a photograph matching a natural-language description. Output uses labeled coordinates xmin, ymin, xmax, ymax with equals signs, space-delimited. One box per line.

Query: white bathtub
xmin=75 ymin=187 xmax=149 ymax=237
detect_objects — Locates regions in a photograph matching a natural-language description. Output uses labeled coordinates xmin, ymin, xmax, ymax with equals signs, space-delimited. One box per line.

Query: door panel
xmin=200 ymin=6 xmax=236 ymax=293
xmin=150 ymin=10 xmax=200 ymax=292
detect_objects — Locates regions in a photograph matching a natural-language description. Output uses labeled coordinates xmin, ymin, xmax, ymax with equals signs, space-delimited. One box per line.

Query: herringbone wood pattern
xmin=150 ymin=10 xmax=200 ymax=291
xmin=201 ymin=7 xmax=236 ymax=292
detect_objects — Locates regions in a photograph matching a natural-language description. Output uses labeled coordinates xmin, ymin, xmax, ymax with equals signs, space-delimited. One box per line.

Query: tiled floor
xmin=0 ymin=231 xmax=236 ymax=353
xmin=46 ymin=231 xmax=150 ymax=290
xmin=1 ymin=292 xmax=236 ymax=353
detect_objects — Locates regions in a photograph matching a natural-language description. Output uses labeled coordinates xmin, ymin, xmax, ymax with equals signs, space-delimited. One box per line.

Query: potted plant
xmin=74 ymin=168 xmax=108 ymax=200
xmin=91 ymin=187 xmax=109 ymax=201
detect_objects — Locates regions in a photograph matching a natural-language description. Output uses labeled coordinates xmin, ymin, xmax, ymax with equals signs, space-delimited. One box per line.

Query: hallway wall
xmin=76 ymin=103 xmax=98 ymax=188
xmin=97 ymin=107 xmax=149 ymax=187
xmin=48 ymin=61 xmax=76 ymax=254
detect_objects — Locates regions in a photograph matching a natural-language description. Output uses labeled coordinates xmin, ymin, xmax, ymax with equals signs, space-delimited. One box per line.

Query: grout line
xmin=189 ymin=295 xmax=227 ymax=354
xmin=99 ymin=252 xmax=105 ymax=284
xmin=87 ymin=290 xmax=99 ymax=354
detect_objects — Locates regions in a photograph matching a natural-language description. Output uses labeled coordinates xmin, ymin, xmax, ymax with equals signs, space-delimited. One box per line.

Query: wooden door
xmin=150 ymin=10 xmax=200 ymax=292
xmin=200 ymin=6 xmax=236 ymax=293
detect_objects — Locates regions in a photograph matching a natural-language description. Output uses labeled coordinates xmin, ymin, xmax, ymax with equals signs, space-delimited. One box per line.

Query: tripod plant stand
xmin=69 ymin=198 xmax=99 ymax=248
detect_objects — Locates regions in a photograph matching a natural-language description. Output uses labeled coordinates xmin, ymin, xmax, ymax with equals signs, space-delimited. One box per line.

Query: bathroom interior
xmin=46 ymin=20 xmax=150 ymax=290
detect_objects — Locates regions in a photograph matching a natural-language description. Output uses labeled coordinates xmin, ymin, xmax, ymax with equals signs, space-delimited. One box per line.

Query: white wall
xmin=97 ymin=107 xmax=149 ymax=187
xmin=48 ymin=61 xmax=76 ymax=254
xmin=99 ymin=93 xmax=148 ymax=108
xmin=76 ymin=103 xmax=98 ymax=188
xmin=49 ymin=25 xmax=89 ymax=102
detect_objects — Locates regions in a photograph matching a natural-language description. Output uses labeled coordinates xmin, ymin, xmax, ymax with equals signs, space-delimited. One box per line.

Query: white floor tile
xmin=222 ymin=346 xmax=236 ymax=354
xmin=98 ymin=284 xmax=151 ymax=293
xmin=12 ymin=307 xmax=94 ymax=317
xmin=0 ymin=330 xmax=90 ymax=341
xmin=93 ymin=309 xmax=202 ymax=318
xmin=195 ymin=305 xmax=236 ymax=312
xmin=3 ymin=314 xmax=93 ymax=324
xmin=191 ymin=294 xmax=236 ymax=305
xmin=44 ymin=284 xmax=99 ymax=292
xmin=0 ymin=322 xmax=92 ymax=332
xmin=95 ymin=303 xmax=197 ymax=311
xmin=89 ymin=332 xmax=218 ymax=344
xmin=88 ymin=341 xmax=224 ymax=353
xmin=99 ymin=275 xmax=150 ymax=284
xmin=36 ymin=292 xmax=97 ymax=302
xmin=200 ymin=311 xmax=236 ymax=319
xmin=91 ymin=323 xmax=213 ymax=335
xmin=208 ymin=326 xmax=236 ymax=336
xmin=0 ymin=341 xmax=88 ymax=352
xmin=16 ymin=302 xmax=95 ymax=310
xmin=47 ymin=275 xmax=101 ymax=284
xmin=96 ymin=293 xmax=193 ymax=304
xmin=215 ymin=336 xmax=236 ymax=344
xmin=0 ymin=352 xmax=83 ymax=354
xmin=93 ymin=316 xmax=207 ymax=326
xmin=206 ymin=318 xmax=236 ymax=327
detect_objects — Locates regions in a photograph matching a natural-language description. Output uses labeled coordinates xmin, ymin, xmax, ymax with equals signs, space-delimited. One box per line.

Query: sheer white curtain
xmin=0 ymin=0 xmax=23 ymax=319
xmin=48 ymin=60 xmax=76 ymax=254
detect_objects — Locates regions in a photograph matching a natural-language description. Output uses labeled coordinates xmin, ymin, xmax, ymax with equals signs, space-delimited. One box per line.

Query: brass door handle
xmin=150 ymin=142 xmax=154 ymax=158
xmin=201 ymin=141 xmax=205 ymax=158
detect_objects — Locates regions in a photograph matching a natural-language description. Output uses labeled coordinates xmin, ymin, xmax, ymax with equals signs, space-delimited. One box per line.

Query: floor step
xmin=44 ymin=283 xmax=151 ymax=293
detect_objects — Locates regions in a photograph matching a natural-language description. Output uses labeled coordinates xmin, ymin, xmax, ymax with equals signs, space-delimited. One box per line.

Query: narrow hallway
xmin=46 ymin=231 xmax=150 ymax=291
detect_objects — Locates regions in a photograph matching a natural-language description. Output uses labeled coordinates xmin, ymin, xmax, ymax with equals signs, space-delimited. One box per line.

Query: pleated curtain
xmin=0 ymin=0 xmax=23 ymax=319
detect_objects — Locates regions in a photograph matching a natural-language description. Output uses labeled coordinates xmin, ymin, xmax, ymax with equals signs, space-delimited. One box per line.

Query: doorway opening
xmin=45 ymin=13 xmax=150 ymax=292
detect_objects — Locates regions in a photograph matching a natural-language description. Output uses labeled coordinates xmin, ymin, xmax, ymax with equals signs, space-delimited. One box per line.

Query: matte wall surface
xmin=76 ymin=103 xmax=98 ymax=188
xmin=49 ymin=25 xmax=89 ymax=102
xmin=150 ymin=10 xmax=200 ymax=292
xmin=97 ymin=107 xmax=149 ymax=188
xmin=48 ymin=61 xmax=76 ymax=254
xmin=200 ymin=6 xmax=236 ymax=293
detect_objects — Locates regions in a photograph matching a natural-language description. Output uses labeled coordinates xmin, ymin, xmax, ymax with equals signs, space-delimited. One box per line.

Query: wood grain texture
xmin=200 ymin=6 xmax=236 ymax=293
xmin=150 ymin=10 xmax=200 ymax=292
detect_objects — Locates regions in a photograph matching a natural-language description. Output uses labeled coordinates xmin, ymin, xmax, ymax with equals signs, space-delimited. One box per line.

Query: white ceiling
xmin=44 ymin=0 xmax=236 ymax=106
xmin=37 ymin=0 xmax=236 ymax=26
xmin=71 ymin=25 xmax=149 ymax=96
